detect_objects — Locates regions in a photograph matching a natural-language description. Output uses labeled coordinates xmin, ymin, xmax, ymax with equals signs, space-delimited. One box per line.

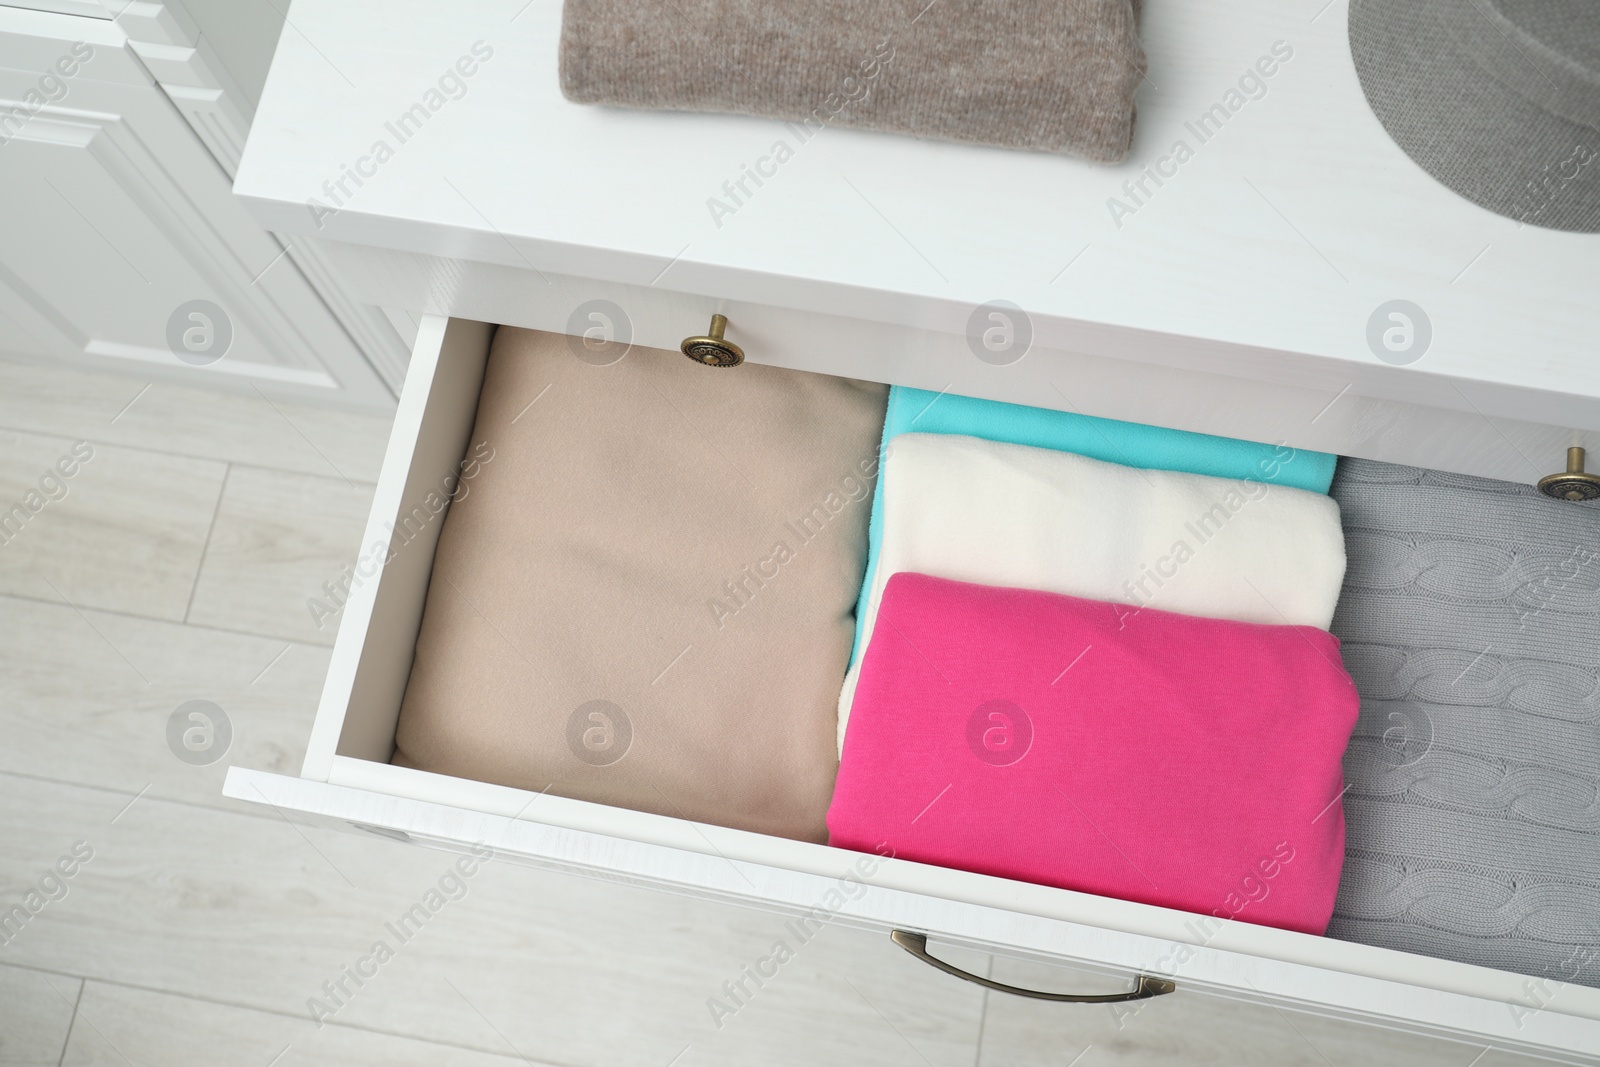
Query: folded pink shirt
xmin=828 ymin=573 xmax=1360 ymax=935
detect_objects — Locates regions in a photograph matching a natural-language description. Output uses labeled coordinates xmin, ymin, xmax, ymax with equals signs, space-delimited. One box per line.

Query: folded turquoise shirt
xmin=849 ymin=387 xmax=1339 ymax=664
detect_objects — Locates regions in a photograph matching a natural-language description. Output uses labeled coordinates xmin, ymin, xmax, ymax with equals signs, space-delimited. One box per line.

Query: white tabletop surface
xmin=235 ymin=0 xmax=1600 ymax=412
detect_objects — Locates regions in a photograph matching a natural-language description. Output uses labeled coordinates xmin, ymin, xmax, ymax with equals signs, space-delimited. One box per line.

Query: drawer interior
xmin=306 ymin=316 xmax=495 ymax=771
xmin=292 ymin=314 xmax=1600 ymax=1052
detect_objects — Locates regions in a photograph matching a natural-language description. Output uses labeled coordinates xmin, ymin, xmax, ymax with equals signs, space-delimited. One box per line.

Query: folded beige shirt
xmin=393 ymin=328 xmax=887 ymax=842
xmin=560 ymin=0 xmax=1145 ymax=162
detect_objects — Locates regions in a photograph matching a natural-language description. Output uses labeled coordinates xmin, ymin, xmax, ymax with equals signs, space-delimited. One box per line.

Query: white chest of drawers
xmin=223 ymin=0 xmax=1600 ymax=1061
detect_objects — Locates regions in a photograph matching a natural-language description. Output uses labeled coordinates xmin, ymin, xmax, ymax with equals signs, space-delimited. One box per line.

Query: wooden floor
xmin=0 ymin=355 xmax=1515 ymax=1067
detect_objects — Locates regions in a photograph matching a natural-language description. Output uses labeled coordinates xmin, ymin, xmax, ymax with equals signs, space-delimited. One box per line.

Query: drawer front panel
xmin=307 ymin=238 xmax=1598 ymax=488
xmin=226 ymin=767 xmax=1600 ymax=1064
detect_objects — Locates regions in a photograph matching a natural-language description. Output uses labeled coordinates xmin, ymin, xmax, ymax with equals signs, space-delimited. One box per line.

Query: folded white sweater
xmin=838 ymin=434 xmax=1348 ymax=751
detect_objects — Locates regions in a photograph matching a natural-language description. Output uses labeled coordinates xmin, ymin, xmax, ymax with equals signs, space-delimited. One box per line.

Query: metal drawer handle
xmin=680 ymin=313 xmax=744 ymax=367
xmin=890 ymin=931 xmax=1176 ymax=1003
xmin=1537 ymin=446 xmax=1600 ymax=501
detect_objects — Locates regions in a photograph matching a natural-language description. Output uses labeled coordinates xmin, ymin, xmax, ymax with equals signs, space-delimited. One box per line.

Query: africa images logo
xmin=966 ymin=699 xmax=1033 ymax=767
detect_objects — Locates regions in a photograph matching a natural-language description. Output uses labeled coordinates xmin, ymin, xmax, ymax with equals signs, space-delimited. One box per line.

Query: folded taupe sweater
xmin=559 ymin=0 xmax=1145 ymax=162
xmin=394 ymin=329 xmax=887 ymax=842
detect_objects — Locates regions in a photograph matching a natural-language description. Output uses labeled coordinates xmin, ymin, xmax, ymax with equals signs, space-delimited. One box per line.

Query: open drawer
xmin=225 ymin=313 xmax=1600 ymax=1064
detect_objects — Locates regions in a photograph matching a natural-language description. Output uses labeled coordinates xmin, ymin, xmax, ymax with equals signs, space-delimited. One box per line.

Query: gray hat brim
xmin=1349 ymin=0 xmax=1600 ymax=233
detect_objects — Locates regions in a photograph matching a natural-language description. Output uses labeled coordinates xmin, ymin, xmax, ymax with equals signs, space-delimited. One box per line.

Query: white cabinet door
xmin=0 ymin=7 xmax=393 ymax=408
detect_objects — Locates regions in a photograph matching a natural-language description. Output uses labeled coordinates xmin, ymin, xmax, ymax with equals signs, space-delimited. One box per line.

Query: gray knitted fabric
xmin=558 ymin=0 xmax=1145 ymax=162
xmin=1329 ymin=458 xmax=1600 ymax=988
xmin=1348 ymin=0 xmax=1600 ymax=232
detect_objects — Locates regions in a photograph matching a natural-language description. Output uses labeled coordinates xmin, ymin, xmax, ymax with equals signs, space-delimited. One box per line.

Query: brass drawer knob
xmin=1538 ymin=447 xmax=1600 ymax=501
xmin=681 ymin=313 xmax=743 ymax=367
